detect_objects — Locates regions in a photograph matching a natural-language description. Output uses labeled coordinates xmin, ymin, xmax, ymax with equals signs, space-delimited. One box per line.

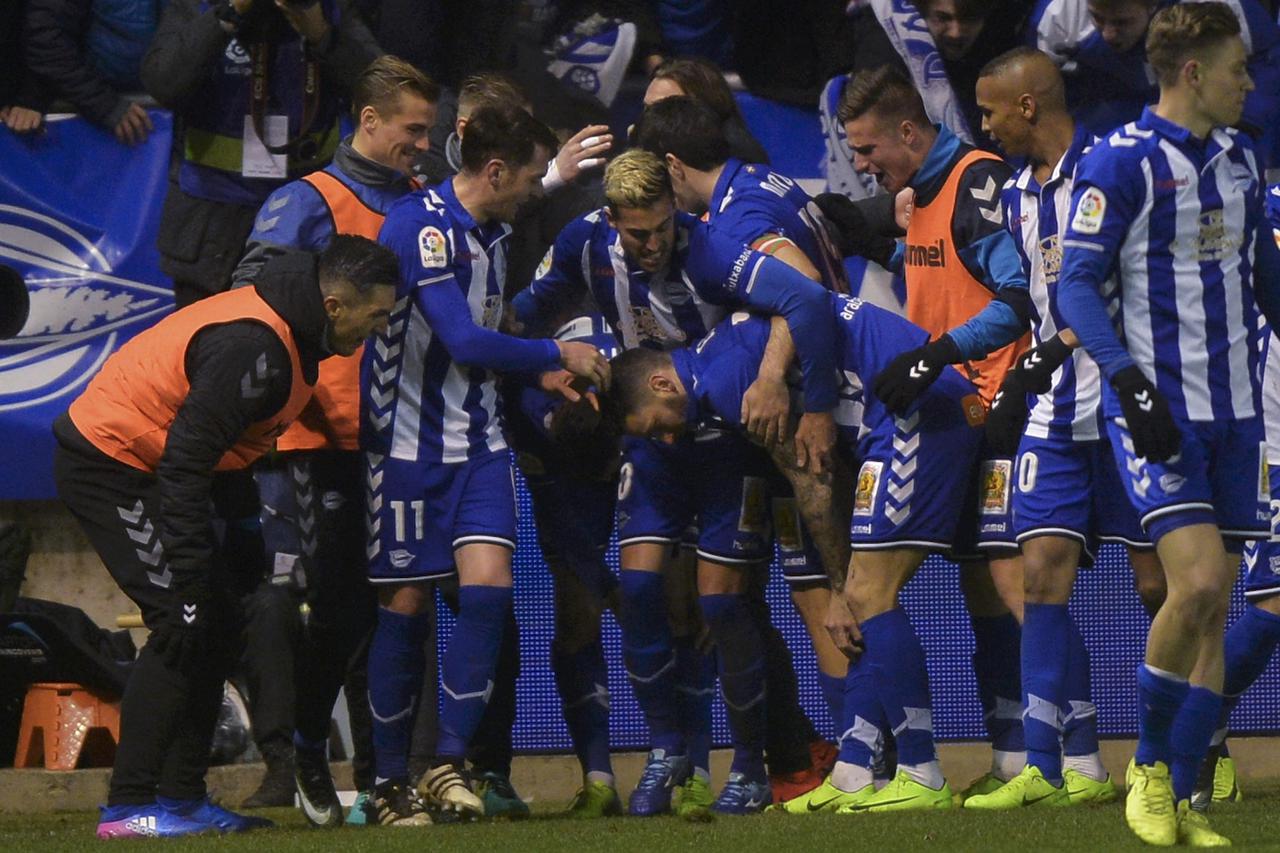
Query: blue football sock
xmin=700 ymin=593 xmax=768 ymax=782
xmin=1170 ymin=686 xmax=1222 ymax=802
xmin=368 ymin=607 xmax=430 ymax=782
xmin=972 ymin=613 xmax=1025 ymax=754
xmin=674 ymin=636 xmax=714 ymax=777
xmin=1021 ymin=603 xmax=1069 ymax=782
xmin=819 ymin=670 xmax=845 ymax=740
xmin=1134 ymin=663 xmax=1190 ymax=767
xmin=1061 ymin=618 xmax=1100 ymax=762
xmin=437 ymin=585 xmax=511 ymax=763
xmin=864 ymin=608 xmax=935 ymax=768
xmin=837 ymin=652 xmax=883 ymax=770
xmin=619 ymin=569 xmax=683 ymax=756
xmin=552 ymin=640 xmax=613 ymax=778
xmin=1223 ymin=605 xmax=1280 ymax=697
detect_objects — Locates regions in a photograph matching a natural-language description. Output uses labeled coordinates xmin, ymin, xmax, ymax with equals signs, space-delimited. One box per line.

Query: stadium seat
xmin=13 ymin=682 xmax=120 ymax=770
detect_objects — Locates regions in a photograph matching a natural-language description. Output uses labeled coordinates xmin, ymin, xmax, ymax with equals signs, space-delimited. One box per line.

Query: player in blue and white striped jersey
xmin=632 ymin=94 xmax=855 ymax=799
xmin=964 ymin=46 xmax=1146 ymax=814
xmin=360 ymin=106 xmax=611 ymax=825
xmin=1201 ymin=201 xmax=1280 ymax=807
xmin=513 ymin=149 xmax=839 ymax=816
xmin=1055 ymin=5 xmax=1280 ymax=845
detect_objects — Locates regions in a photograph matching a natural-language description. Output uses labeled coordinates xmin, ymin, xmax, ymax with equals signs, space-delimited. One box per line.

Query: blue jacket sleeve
xmin=945 ymin=160 xmax=1032 ymax=359
xmin=414 ymin=284 xmax=560 ymax=373
xmin=686 ymin=223 xmax=837 ymax=412
xmin=233 ymin=180 xmax=333 ymax=287
xmin=1054 ymin=145 xmax=1145 ymax=379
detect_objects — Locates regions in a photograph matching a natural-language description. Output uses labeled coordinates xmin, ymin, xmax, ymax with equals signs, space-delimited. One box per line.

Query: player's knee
xmin=1174 ymin=574 xmax=1231 ymax=631
xmin=1022 ymin=540 xmax=1077 ymax=604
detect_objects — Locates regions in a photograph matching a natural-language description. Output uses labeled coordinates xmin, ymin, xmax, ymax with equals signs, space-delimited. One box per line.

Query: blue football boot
xmin=711 ymin=773 xmax=772 ymax=815
xmin=628 ymin=749 xmax=690 ymax=816
xmin=160 ymin=797 xmax=275 ymax=833
xmin=96 ymin=804 xmax=210 ymax=839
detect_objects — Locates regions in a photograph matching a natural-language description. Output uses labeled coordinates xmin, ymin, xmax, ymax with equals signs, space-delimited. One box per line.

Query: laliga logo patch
xmin=418 ymin=226 xmax=448 ymax=269
xmin=0 ymin=205 xmax=170 ymax=413
xmin=534 ymin=246 xmax=554 ymax=281
xmin=1071 ymin=187 xmax=1106 ymax=235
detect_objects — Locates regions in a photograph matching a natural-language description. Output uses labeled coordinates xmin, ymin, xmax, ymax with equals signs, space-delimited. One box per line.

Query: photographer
xmin=141 ymin=0 xmax=380 ymax=307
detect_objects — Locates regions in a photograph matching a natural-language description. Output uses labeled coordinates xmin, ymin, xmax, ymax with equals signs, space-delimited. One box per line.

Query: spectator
xmin=642 ymin=56 xmax=770 ymax=164
xmin=1 ymin=0 xmax=50 ymax=133
xmin=727 ymin=0 xmax=863 ymax=106
xmin=141 ymin=0 xmax=380 ymax=306
xmin=23 ymin=0 xmax=159 ymax=144
xmin=1031 ymin=0 xmax=1280 ymax=162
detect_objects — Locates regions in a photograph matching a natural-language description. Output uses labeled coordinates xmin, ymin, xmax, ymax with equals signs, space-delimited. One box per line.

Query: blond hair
xmin=1146 ymin=2 xmax=1242 ymax=86
xmin=603 ymin=150 xmax=672 ymax=213
xmin=351 ymin=55 xmax=439 ymax=119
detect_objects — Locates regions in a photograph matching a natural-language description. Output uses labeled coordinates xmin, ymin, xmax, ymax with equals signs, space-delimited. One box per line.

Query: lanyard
xmin=250 ymin=41 xmax=321 ymax=157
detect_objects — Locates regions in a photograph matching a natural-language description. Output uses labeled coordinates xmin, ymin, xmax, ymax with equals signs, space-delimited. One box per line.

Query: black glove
xmin=985 ymin=373 xmax=1030 ymax=457
xmin=815 ymin=193 xmax=898 ymax=269
xmin=873 ymin=335 xmax=962 ymax=415
xmin=150 ymin=576 xmax=213 ymax=674
xmin=1111 ymin=365 xmax=1180 ymax=463
xmin=1013 ymin=335 xmax=1073 ymax=394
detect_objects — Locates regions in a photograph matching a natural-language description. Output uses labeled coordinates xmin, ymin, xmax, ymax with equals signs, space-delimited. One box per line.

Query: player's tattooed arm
xmin=768 ymin=439 xmax=851 ymax=593
xmin=741 ymin=315 xmax=795 ymax=448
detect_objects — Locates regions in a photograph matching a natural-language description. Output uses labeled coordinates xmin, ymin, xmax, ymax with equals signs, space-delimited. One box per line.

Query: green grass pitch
xmin=7 ymin=787 xmax=1280 ymax=852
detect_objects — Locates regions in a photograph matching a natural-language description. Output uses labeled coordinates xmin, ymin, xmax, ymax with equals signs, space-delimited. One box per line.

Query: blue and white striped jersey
xmin=1260 ymin=325 xmax=1280 ymax=464
xmin=365 ymin=179 xmax=559 ymax=464
xmin=1002 ymin=126 xmax=1103 ymax=441
xmin=514 ymin=209 xmax=728 ymax=351
xmin=1061 ymin=109 xmax=1267 ymax=422
xmin=708 ymin=159 xmax=850 ymax=293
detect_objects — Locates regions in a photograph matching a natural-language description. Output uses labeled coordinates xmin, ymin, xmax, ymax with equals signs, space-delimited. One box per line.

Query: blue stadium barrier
xmin=440 ymin=469 xmax=1280 ymax=752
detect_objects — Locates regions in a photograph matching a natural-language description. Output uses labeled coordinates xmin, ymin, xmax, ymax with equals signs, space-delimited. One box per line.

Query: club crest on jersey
xmin=1038 ymin=234 xmax=1061 ymax=284
xmin=481 ymin=294 xmax=503 ymax=329
xmin=980 ymin=459 xmax=1012 ymax=515
xmin=1071 ymin=187 xmax=1106 ymax=235
xmin=418 ymin=226 xmax=448 ymax=269
xmin=854 ymin=461 xmax=883 ymax=517
xmin=738 ymin=476 xmax=768 ymax=534
xmin=1192 ymin=210 xmax=1240 ymax=261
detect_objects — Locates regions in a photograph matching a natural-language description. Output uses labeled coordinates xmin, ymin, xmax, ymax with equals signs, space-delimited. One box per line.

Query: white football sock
xmin=900 ymin=761 xmax=946 ymax=790
xmin=992 ymin=749 xmax=1026 ymax=781
xmin=1063 ymin=753 xmax=1107 ymax=782
xmin=830 ymin=761 xmax=873 ymax=792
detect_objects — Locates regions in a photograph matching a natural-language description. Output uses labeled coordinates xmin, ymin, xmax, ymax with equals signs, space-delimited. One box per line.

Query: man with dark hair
xmin=961 ymin=45 xmax=1143 ymax=812
xmin=606 ymin=292 xmax=985 ymax=816
xmin=53 ymin=235 xmax=398 ymax=839
xmin=364 ymin=104 xmax=610 ymax=826
xmin=1055 ymin=3 xmax=1280 ymax=844
xmin=820 ymin=62 xmax=1035 ymax=804
xmin=230 ymin=54 xmax=438 ymax=825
